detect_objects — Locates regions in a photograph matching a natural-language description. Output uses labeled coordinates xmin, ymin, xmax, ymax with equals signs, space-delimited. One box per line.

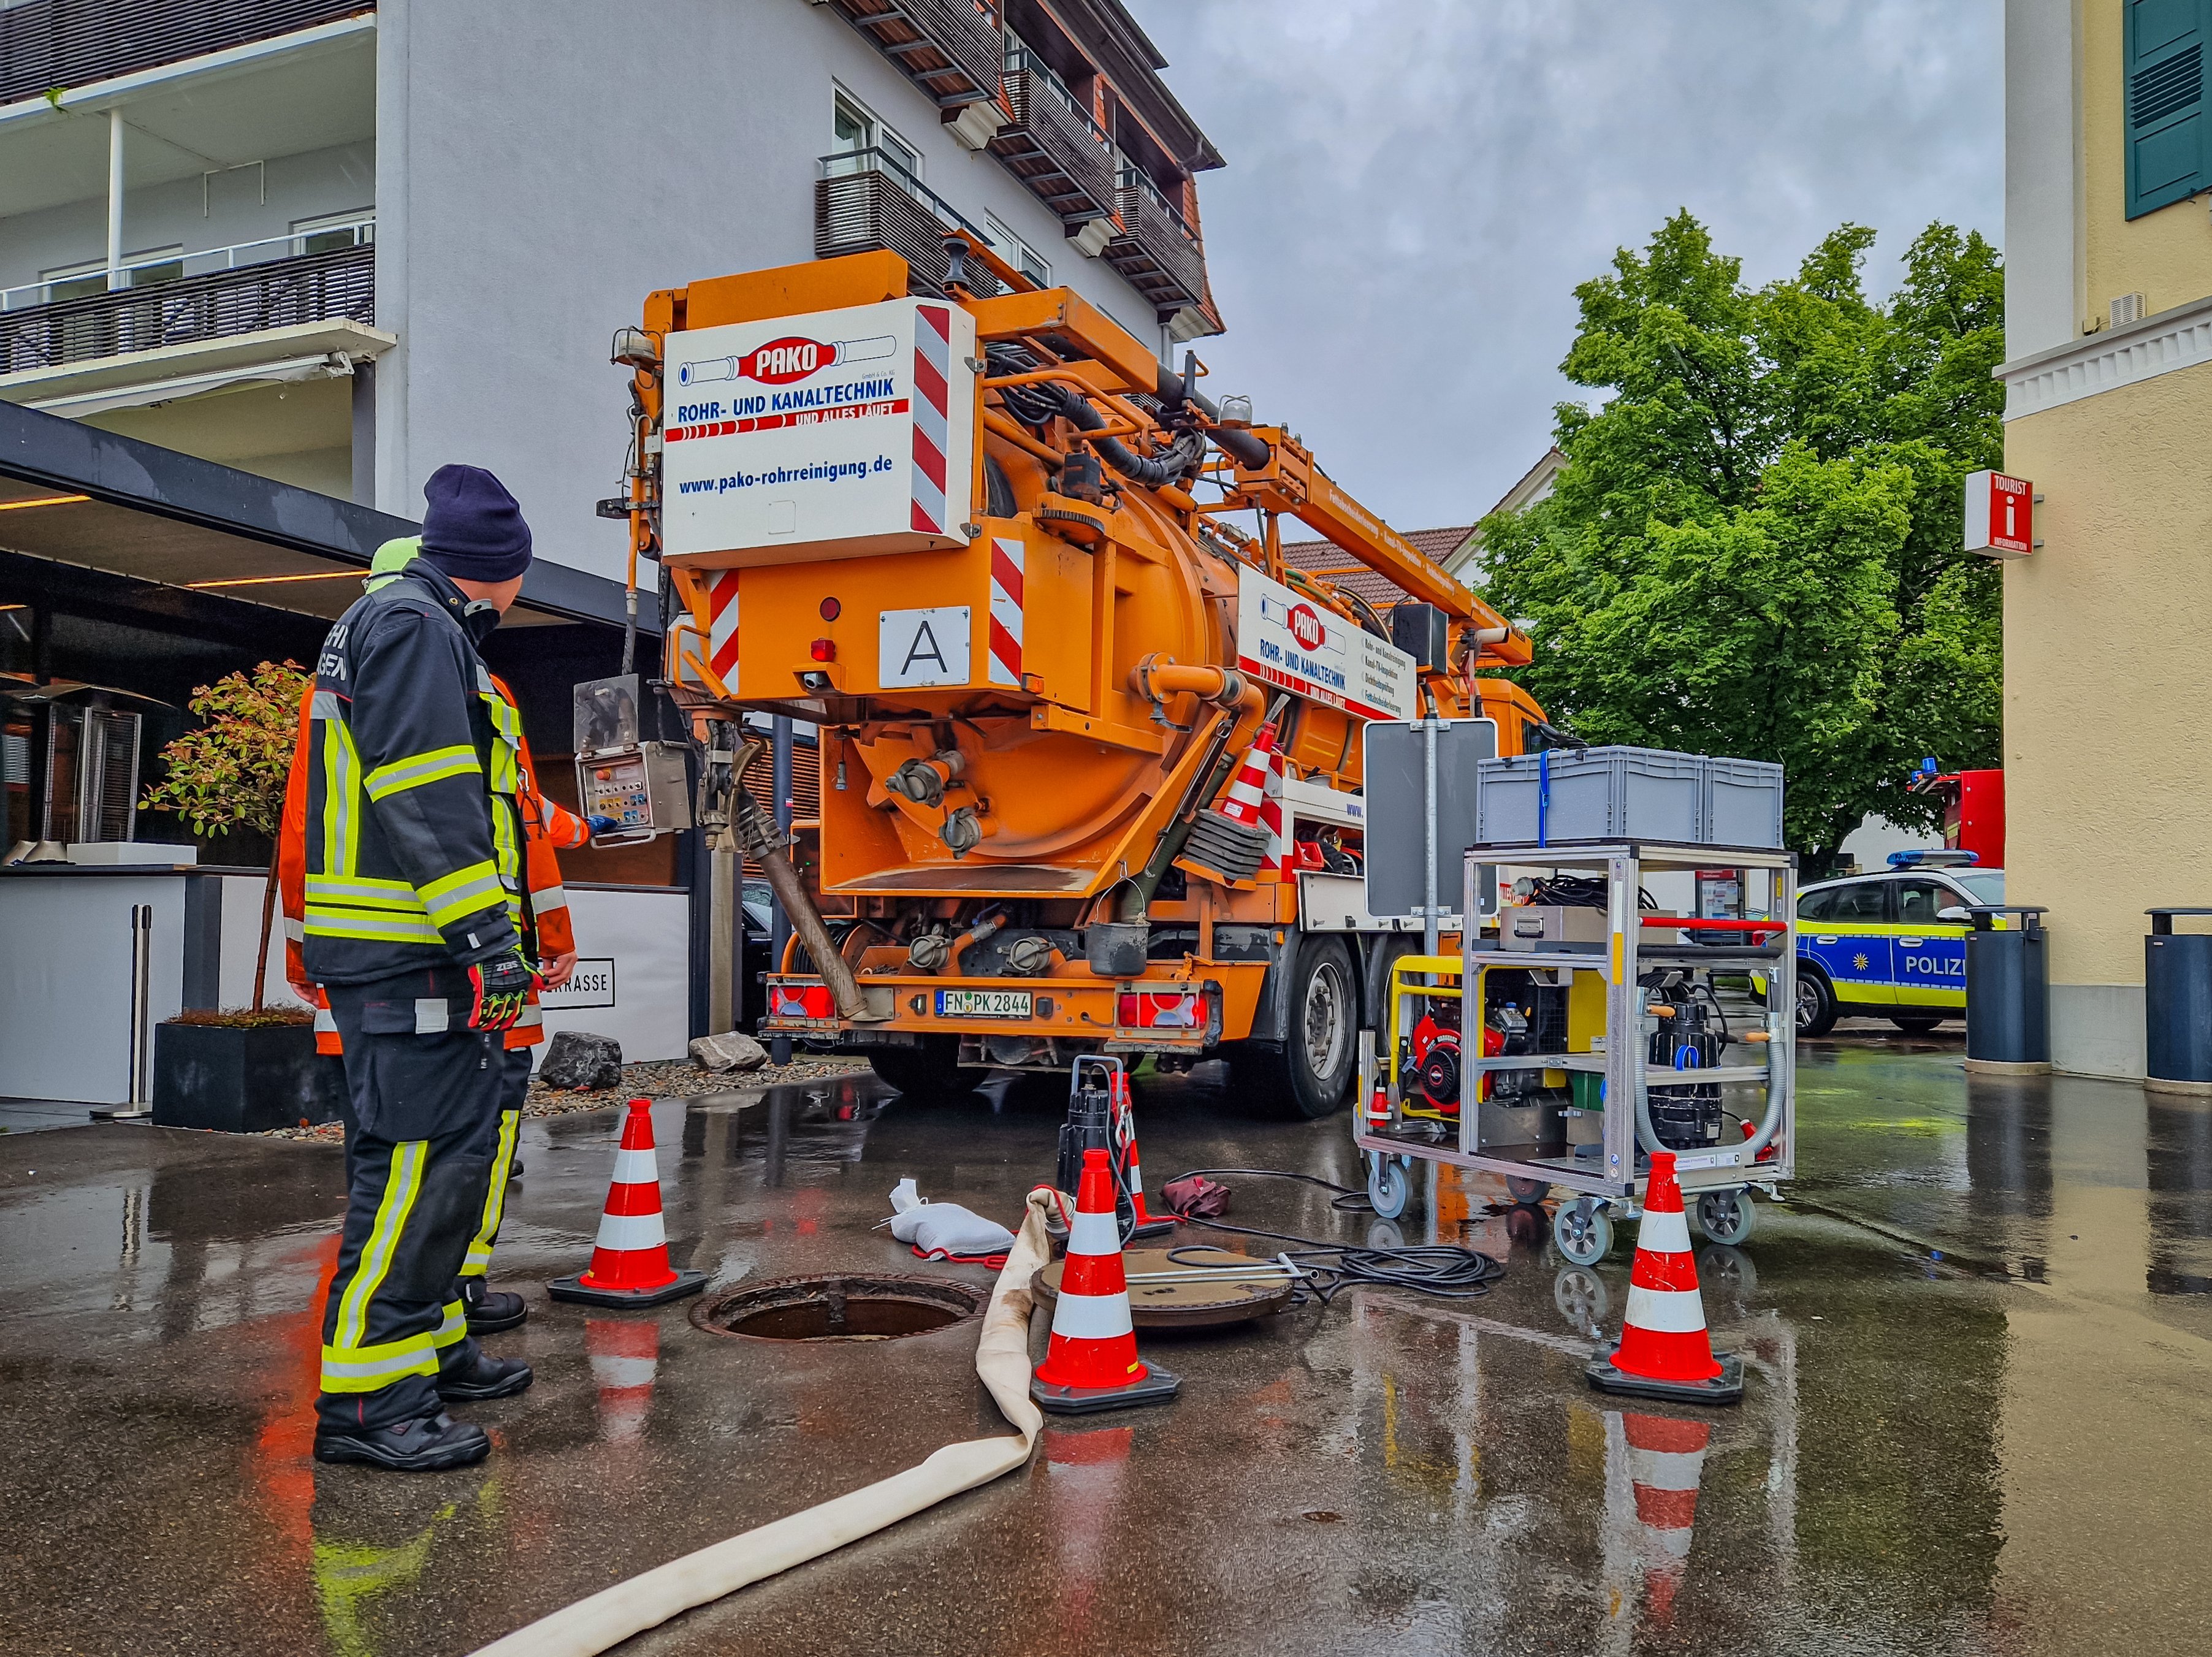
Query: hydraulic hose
xmin=1033 ymin=379 xmax=1205 ymax=488
xmin=1148 ymin=359 xmax=1273 ymax=471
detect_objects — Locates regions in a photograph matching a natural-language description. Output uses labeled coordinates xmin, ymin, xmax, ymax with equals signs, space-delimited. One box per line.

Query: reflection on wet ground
xmin=1 ymin=1037 xmax=2208 ymax=1655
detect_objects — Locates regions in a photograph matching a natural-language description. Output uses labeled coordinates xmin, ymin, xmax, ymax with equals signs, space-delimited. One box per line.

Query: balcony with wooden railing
xmin=812 ymin=0 xmax=1002 ymax=113
xmin=1105 ymin=166 xmax=1206 ymax=313
xmin=815 ymin=149 xmax=1003 ymax=299
xmin=991 ymin=46 xmax=1116 ymax=226
xmin=0 ymin=0 xmax=370 ymax=107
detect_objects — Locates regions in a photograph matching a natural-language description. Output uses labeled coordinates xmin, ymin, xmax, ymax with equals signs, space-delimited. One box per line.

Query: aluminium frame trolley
xmin=1355 ymin=842 xmax=1797 ymax=1263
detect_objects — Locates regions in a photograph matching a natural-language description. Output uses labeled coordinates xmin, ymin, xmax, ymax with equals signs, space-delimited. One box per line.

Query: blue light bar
xmin=1888 ymin=849 xmax=1978 ymax=868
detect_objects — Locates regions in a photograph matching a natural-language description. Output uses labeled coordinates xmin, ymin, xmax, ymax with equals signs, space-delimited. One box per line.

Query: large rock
xmin=540 ymin=1029 xmax=623 ymax=1091
xmin=690 ymin=1032 xmax=769 ymax=1073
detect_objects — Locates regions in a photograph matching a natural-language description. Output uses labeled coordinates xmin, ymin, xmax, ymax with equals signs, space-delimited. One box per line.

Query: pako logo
xmin=739 ymin=337 xmax=828 ymax=384
xmin=1286 ymin=602 xmax=1327 ymax=650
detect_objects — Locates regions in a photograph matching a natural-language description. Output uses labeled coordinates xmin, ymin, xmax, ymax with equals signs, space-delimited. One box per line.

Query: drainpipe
xmin=106 ymin=111 xmax=126 ymax=291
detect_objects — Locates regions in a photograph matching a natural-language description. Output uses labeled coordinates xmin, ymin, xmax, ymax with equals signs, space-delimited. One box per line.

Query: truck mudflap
xmin=764 ymin=967 xmax=1257 ymax=1053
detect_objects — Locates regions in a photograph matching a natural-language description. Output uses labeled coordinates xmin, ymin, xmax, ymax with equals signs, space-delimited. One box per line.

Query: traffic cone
xmin=1623 ymin=1412 xmax=1710 ymax=1627
xmin=548 ymin=1099 xmax=707 ymax=1308
xmin=1109 ymin=1070 xmax=1173 ymax=1240
xmin=1031 ymin=1148 xmax=1180 ymax=1414
xmin=1586 ymin=1151 xmax=1743 ymax=1403
xmin=585 ymin=1317 xmax=660 ymax=1443
xmin=1175 ymin=726 xmax=1276 ymax=886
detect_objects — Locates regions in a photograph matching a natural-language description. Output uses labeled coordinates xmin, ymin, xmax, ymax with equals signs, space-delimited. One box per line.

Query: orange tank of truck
xmin=614 ymin=245 xmax=1548 ymax=1119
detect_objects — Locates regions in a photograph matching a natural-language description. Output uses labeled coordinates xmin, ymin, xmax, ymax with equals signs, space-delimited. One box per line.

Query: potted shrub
xmin=140 ymin=661 xmax=343 ymax=1132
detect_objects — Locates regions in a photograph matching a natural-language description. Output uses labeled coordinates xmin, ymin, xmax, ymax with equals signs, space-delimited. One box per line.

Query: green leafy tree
xmin=1479 ymin=211 xmax=2004 ymax=870
xmin=140 ymin=660 xmax=311 ymax=1010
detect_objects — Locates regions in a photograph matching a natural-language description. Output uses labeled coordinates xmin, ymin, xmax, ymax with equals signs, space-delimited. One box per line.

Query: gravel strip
xmin=258 ymin=1053 xmax=872 ymax=1142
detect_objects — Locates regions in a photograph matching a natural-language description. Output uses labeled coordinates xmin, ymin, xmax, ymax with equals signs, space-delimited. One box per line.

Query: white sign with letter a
xmin=879 ymin=606 xmax=972 ymax=689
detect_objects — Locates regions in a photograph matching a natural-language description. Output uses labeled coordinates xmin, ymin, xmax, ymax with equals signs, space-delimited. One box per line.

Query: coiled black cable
xmin=1158 ymin=1167 xmax=1507 ymax=1305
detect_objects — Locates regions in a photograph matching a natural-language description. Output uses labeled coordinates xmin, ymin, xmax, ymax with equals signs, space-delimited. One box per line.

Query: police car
xmin=1790 ymin=853 xmax=2005 ymax=1035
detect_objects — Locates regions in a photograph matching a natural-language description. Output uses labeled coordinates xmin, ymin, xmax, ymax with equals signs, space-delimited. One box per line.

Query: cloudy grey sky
xmin=1127 ymin=0 xmax=2004 ymax=533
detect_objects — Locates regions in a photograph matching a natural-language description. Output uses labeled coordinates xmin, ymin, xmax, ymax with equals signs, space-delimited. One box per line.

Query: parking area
xmin=2 ymin=1033 xmax=2207 ymax=1656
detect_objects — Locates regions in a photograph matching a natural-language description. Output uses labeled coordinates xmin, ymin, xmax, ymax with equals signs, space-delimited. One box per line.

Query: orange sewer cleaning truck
xmin=614 ymin=245 xmax=1545 ymax=1118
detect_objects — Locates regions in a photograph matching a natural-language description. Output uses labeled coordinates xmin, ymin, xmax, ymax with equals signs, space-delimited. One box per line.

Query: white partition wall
xmin=533 ymin=885 xmax=691 ymax=1069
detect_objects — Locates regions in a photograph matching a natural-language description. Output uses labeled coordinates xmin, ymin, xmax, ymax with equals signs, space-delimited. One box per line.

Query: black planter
xmin=153 ymin=1022 xmax=348 ymax=1133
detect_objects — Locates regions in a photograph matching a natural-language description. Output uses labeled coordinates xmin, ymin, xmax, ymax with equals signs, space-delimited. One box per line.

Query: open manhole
xmin=691 ymin=1274 xmax=987 ymax=1342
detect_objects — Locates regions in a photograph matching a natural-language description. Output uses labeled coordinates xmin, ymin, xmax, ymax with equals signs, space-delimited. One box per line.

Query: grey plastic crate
xmin=1701 ymin=756 xmax=1784 ymax=848
xmin=1474 ymin=747 xmax=1705 ymax=845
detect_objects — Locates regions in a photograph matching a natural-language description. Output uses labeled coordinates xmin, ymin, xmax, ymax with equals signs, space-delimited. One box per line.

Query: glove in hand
xmin=467 ymin=950 xmax=540 ymax=1032
xmin=586 ymin=814 xmax=619 ymax=837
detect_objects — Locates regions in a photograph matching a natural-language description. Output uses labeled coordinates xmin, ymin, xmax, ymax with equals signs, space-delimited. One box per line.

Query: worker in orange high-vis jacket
xmin=280 ymin=536 xmax=613 ymax=1346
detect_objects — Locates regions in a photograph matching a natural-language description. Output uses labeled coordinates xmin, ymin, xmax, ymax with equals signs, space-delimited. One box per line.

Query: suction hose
xmin=465 ymin=1190 xmax=1055 ymax=1657
xmin=1034 ymin=380 xmax=1205 ymax=489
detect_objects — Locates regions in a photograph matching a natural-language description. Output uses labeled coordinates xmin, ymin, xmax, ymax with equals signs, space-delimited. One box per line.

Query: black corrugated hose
xmin=1157 ymin=1167 xmax=1506 ymax=1305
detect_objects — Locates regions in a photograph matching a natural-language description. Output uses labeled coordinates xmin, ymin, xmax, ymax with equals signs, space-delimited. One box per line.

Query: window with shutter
xmin=2126 ymin=0 xmax=2212 ymax=218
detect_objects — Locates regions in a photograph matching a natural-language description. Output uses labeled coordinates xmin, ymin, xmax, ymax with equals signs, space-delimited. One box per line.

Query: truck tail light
xmin=1118 ymin=990 xmax=1200 ymax=1029
xmin=810 ymin=638 xmax=836 ymax=661
xmin=770 ymin=983 xmax=836 ymax=1021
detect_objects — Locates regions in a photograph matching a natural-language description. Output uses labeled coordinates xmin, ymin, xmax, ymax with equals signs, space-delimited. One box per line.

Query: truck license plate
xmin=936 ymin=989 xmax=1032 ymax=1019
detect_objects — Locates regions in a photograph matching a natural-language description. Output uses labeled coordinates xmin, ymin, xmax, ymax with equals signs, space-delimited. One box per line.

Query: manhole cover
xmin=690 ymin=1274 xmax=987 ymax=1342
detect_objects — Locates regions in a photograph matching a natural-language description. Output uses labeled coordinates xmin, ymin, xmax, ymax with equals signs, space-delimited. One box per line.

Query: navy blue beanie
xmin=419 ymin=464 xmax=532 ymax=582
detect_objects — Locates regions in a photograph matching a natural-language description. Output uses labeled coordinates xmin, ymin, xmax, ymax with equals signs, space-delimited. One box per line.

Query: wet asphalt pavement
xmin=2 ymin=1032 xmax=2208 ymax=1657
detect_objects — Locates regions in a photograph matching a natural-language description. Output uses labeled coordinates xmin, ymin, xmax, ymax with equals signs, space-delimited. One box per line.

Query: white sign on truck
xmin=660 ymin=297 xmax=978 ymax=565
xmin=1235 ymin=568 xmax=1416 ymax=721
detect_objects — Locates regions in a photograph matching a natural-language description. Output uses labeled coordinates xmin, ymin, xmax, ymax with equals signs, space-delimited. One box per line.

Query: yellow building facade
xmin=2001 ymin=0 xmax=2212 ymax=1078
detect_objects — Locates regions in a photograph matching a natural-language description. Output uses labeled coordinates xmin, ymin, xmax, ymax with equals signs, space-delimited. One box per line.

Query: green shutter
xmin=2126 ymin=0 xmax=2212 ymax=218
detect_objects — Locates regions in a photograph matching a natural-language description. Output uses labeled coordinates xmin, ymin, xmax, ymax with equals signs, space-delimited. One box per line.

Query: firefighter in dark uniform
xmin=306 ymin=465 xmax=542 ymax=1472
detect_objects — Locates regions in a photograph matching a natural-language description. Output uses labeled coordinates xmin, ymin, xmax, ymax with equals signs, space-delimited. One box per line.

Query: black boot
xmin=508 ymin=1154 xmax=524 ymax=1179
xmin=460 ymin=1274 xmax=528 ymax=1335
xmin=438 ymin=1351 xmax=534 ymax=1402
xmin=315 ymin=1411 xmax=489 ymax=1472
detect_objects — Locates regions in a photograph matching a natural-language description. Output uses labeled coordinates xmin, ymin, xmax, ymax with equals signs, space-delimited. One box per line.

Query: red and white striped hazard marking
xmin=910 ymin=305 xmax=952 ymax=536
xmin=988 ymin=536 xmax=1024 ymax=687
xmin=704 ymin=568 xmax=739 ymax=682
xmin=1257 ymin=742 xmax=1286 ymax=880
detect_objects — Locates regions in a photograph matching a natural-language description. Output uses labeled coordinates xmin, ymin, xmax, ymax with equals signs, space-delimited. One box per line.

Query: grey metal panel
xmin=181 ymin=871 xmax=221 ymax=1011
xmin=1362 ymin=718 xmax=1496 ymax=921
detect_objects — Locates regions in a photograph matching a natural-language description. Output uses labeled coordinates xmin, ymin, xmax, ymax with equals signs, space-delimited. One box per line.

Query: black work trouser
xmin=315 ymin=971 xmax=505 ymax=1433
xmin=454 ymin=1046 xmax=534 ymax=1284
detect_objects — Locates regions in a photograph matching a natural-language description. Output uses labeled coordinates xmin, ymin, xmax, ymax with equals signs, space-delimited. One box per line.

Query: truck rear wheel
xmin=1230 ymin=934 xmax=1357 ymax=1120
xmin=868 ymin=1037 xmax=971 ymax=1102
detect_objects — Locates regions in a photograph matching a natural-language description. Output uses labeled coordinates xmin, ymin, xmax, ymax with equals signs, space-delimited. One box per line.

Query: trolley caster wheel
xmin=1696 ymin=1188 xmax=1756 ymax=1246
xmin=1367 ymin=1154 xmax=1411 ymax=1221
xmin=1553 ymin=1264 xmax=1611 ymax=1336
xmin=1553 ymin=1198 xmax=1612 ymax=1267
xmin=1505 ymin=1176 xmax=1551 ymax=1205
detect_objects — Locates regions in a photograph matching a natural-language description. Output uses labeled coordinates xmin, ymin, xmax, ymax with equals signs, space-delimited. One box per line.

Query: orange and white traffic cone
xmin=1032 ymin=1148 xmax=1180 ymax=1414
xmin=1587 ymin=1151 xmax=1743 ymax=1403
xmin=1109 ymin=1070 xmax=1173 ymax=1240
xmin=1175 ymin=726 xmax=1278 ymax=886
xmin=548 ymin=1098 xmax=707 ymax=1308
xmin=585 ymin=1317 xmax=660 ymax=1443
xmin=1623 ymin=1412 xmax=1710 ymax=1626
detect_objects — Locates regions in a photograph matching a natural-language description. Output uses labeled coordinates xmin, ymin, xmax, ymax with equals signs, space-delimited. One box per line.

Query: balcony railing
xmin=816 ymin=148 xmax=1001 ymax=299
xmin=1 ymin=218 xmax=373 ymax=313
xmin=1105 ymin=165 xmax=1206 ymax=313
xmin=992 ymin=47 xmax=1116 ymax=224
xmin=0 ymin=242 xmax=374 ymax=375
xmin=814 ymin=0 xmax=1002 ymax=113
xmin=0 ymin=0 xmax=369 ymax=109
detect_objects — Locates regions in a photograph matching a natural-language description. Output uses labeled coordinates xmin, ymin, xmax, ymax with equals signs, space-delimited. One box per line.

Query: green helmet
xmin=365 ymin=536 xmax=422 ymax=590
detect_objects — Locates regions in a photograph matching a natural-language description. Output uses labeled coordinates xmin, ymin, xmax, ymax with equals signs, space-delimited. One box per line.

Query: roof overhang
xmin=0 ymin=398 xmax=650 ymax=633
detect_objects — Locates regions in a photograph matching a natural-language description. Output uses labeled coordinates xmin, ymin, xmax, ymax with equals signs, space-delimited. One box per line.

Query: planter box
xmin=153 ymin=1022 xmax=347 ymax=1133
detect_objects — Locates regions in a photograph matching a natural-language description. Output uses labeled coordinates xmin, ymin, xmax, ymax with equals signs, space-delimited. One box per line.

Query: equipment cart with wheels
xmin=1354 ymin=842 xmax=1796 ymax=1261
